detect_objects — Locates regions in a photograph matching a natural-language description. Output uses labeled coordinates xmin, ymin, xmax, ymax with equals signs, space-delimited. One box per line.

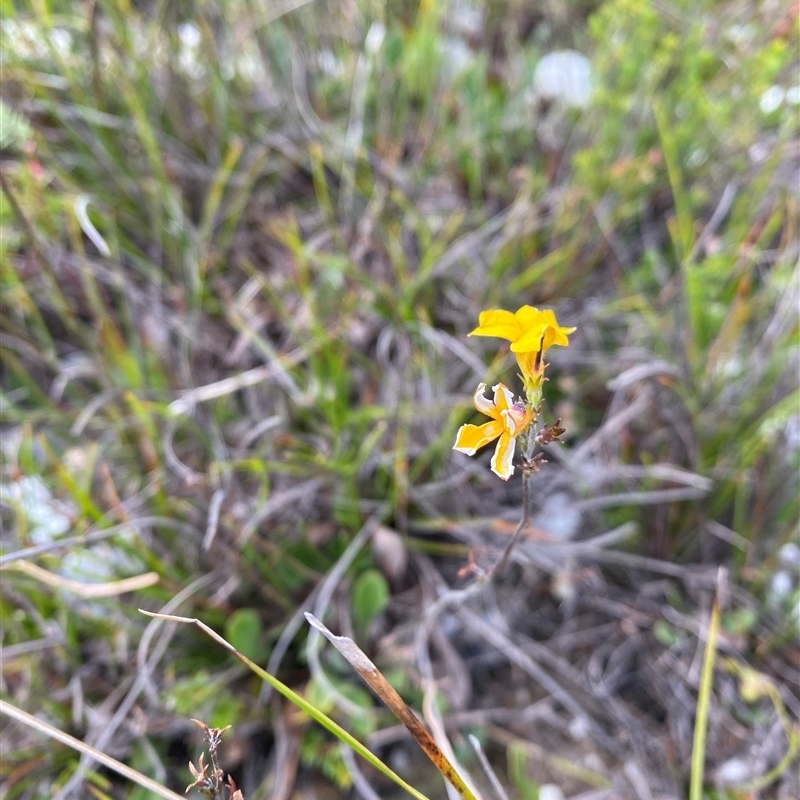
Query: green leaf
xmin=224 ymin=609 xmax=264 ymax=662
xmin=352 ymin=569 xmax=390 ymax=633
xmin=653 ymin=620 xmax=679 ymax=648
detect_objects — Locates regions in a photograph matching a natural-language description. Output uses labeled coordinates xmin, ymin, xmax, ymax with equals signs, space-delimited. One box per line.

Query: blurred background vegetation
xmin=1 ymin=0 xmax=798 ymax=798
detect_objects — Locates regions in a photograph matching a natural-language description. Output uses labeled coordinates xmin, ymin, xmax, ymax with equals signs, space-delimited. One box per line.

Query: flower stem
xmin=488 ymin=413 xmax=538 ymax=580
xmin=488 ymin=468 xmax=531 ymax=581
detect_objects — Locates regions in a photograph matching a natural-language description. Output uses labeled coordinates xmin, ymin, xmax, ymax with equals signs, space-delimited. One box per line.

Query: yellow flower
xmin=453 ymin=383 xmax=532 ymax=480
xmin=468 ymin=306 xmax=576 ymax=399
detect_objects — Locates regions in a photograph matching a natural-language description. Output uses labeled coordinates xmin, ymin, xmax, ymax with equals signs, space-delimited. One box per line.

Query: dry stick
xmin=427 ymin=622 xmax=472 ymax=711
xmin=165 ymin=351 xmax=311 ymax=417
xmin=74 ymin=194 xmax=111 ymax=256
xmin=203 ymin=487 xmax=227 ymax=550
xmin=458 ymin=611 xmax=594 ymax=734
xmin=430 ymin=208 xmax=510 ymax=281
xmin=1 ymin=633 xmax=65 ymax=660
xmin=340 ymin=745 xmax=383 ymax=800
xmin=0 ymin=700 xmax=185 ymax=800
xmin=684 ymin=182 xmax=737 ymax=266
xmin=268 ymin=708 xmax=302 ymax=800
xmin=0 ymin=516 xmax=198 ymax=567
xmin=70 ymin=388 xmax=123 ymax=434
xmin=340 ymin=22 xmax=383 ymax=222
xmin=162 ymin=413 xmax=205 ymax=485
xmin=415 ymin=624 xmax=482 ymax=800
xmin=240 ymin=477 xmax=326 ymax=546
xmin=306 ymin=614 xmax=479 ymax=800
xmin=578 ymin=485 xmax=710 ymax=509
xmin=367 ymin=700 xmax=556 ymax=749
xmin=571 ymin=389 xmax=651 ymax=463
xmin=468 ymin=734 xmax=511 ymax=800
xmin=535 ymin=521 xmax=637 ymax=555
xmin=585 ymin=550 xmax=717 ymax=586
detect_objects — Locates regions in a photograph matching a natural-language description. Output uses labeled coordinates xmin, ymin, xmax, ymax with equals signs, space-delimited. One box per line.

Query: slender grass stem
xmin=690 ymin=594 xmax=721 ymax=800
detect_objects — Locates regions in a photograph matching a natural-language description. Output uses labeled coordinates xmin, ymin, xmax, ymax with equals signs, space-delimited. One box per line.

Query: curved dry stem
xmin=487 ymin=468 xmax=532 ymax=580
xmin=306 ymin=613 xmax=481 ymax=800
xmin=0 ymin=700 xmax=185 ymax=800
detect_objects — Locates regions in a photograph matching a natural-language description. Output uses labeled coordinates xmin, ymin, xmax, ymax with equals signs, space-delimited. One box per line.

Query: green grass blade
xmin=690 ymin=595 xmax=720 ymax=800
xmin=139 ymin=611 xmax=433 ymax=800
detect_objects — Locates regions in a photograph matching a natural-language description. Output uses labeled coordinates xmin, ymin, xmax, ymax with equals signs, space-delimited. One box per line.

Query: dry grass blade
xmin=304 ymin=613 xmax=481 ymax=800
xmin=165 ymin=353 xmax=310 ymax=417
xmin=0 ymin=516 xmax=196 ymax=567
xmin=4 ymin=560 xmax=159 ymax=597
xmin=468 ymin=734 xmax=511 ymax=800
xmin=0 ymin=699 xmax=185 ymax=800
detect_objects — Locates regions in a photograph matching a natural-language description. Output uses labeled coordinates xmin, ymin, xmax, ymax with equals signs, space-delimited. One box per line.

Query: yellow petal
xmin=468 ymin=309 xmax=522 ymax=342
xmin=492 ymin=383 xmax=515 ymax=414
xmin=490 ymin=432 xmax=516 ymax=480
xmin=540 ymin=310 xmax=576 ymax=348
xmin=453 ymin=421 xmax=504 ymax=455
xmin=514 ymin=350 xmax=539 ymax=380
xmin=539 ymin=309 xmax=559 ymax=327
xmin=471 ymin=383 xmax=496 ymax=417
xmin=510 ymin=327 xmax=546 ymax=353
xmin=541 ymin=327 xmax=564 ymax=349
xmin=540 ymin=310 xmax=575 ymax=334
xmin=514 ymin=305 xmax=545 ymax=329
xmin=511 ymin=311 xmax=576 ymax=352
